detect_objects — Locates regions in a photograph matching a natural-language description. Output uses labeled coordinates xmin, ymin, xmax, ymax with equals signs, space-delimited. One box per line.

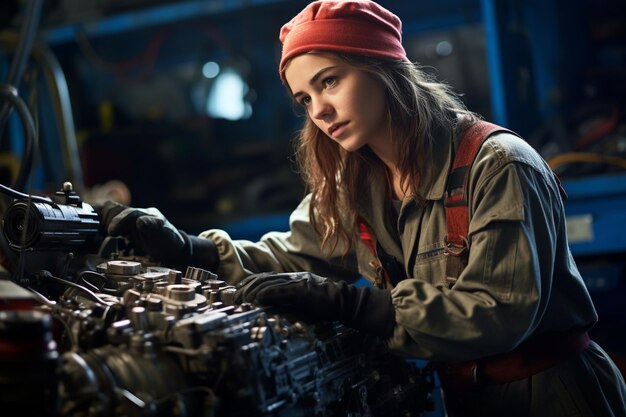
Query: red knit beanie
xmin=279 ymin=0 xmax=409 ymax=82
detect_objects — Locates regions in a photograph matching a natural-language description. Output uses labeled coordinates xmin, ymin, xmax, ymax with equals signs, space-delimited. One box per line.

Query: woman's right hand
xmin=95 ymin=201 xmax=186 ymax=261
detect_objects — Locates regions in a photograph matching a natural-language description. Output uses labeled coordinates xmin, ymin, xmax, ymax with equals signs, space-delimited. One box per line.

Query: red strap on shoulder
xmin=358 ymin=218 xmax=392 ymax=288
xmin=359 ymin=120 xmax=514 ymax=286
xmin=359 ymin=221 xmax=377 ymax=256
xmin=445 ymin=121 xmax=512 ymax=252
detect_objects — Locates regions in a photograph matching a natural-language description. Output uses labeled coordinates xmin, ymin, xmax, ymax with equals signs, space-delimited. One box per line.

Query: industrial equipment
xmin=0 ymin=184 xmax=435 ymax=417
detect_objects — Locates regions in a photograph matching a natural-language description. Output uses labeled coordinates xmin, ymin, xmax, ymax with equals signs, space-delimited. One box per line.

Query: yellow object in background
xmin=0 ymin=153 xmax=20 ymax=185
xmin=98 ymin=100 xmax=114 ymax=133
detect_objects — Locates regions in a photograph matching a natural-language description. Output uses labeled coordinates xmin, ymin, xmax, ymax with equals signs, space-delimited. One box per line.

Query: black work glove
xmin=95 ymin=200 xmax=219 ymax=271
xmin=234 ymin=272 xmax=395 ymax=339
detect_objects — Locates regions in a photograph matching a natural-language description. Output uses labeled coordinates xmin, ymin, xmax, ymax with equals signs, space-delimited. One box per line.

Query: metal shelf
xmin=42 ymin=0 xmax=289 ymax=45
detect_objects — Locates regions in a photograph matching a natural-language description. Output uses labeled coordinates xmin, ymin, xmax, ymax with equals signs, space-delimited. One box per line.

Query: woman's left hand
xmin=234 ymin=271 xmax=395 ymax=338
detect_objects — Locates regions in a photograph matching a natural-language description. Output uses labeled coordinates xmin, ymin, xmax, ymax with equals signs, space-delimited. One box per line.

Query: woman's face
xmin=285 ymin=53 xmax=389 ymax=154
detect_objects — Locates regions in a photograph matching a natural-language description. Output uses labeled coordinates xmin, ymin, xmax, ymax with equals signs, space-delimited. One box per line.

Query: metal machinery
xmin=0 ymin=183 xmax=435 ymax=417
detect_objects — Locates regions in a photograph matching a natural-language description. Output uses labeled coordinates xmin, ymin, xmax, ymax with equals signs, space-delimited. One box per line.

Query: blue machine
xmin=562 ymin=171 xmax=626 ymax=308
xmin=563 ymin=172 xmax=626 ymax=257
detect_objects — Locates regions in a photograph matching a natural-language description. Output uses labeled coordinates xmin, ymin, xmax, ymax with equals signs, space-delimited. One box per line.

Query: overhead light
xmin=202 ymin=61 xmax=220 ymax=79
xmin=206 ymin=68 xmax=252 ymax=121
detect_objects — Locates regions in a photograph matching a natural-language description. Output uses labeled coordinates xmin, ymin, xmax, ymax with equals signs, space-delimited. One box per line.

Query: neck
xmin=367 ymin=134 xmax=398 ymax=169
xmin=367 ymin=141 xmax=409 ymax=200
xmin=384 ymin=165 xmax=409 ymax=200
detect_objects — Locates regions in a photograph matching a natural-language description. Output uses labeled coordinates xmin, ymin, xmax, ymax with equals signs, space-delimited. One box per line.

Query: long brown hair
xmin=290 ymin=53 xmax=476 ymax=255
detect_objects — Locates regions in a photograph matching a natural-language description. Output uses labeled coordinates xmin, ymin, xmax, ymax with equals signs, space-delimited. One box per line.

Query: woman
xmin=98 ymin=1 xmax=626 ymax=415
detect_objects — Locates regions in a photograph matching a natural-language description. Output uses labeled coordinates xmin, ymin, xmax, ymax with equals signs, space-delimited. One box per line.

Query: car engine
xmin=0 ymin=184 xmax=435 ymax=417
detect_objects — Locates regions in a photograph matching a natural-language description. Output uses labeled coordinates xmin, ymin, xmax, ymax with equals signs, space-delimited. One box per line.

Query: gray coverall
xmin=200 ymin=131 xmax=626 ymax=416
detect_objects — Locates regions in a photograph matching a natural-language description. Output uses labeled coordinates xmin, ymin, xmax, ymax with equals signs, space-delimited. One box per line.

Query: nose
xmin=310 ymin=97 xmax=333 ymax=120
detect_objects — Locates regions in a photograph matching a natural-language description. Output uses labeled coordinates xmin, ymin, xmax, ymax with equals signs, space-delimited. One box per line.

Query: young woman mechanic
xmin=98 ymin=1 xmax=626 ymax=415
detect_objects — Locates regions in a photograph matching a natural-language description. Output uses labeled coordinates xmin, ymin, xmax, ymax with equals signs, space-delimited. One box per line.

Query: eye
xmin=298 ymin=96 xmax=311 ymax=107
xmin=322 ymin=76 xmax=338 ymax=88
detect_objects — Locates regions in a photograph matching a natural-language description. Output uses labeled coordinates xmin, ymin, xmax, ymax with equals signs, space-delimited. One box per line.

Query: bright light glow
xmin=207 ymin=68 xmax=252 ymax=120
xmin=202 ymin=61 xmax=220 ymax=79
xmin=435 ymin=41 xmax=453 ymax=57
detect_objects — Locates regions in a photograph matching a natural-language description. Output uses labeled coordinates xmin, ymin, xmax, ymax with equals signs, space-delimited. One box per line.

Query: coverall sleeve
xmin=199 ymin=194 xmax=360 ymax=285
xmin=388 ymin=137 xmax=575 ymax=361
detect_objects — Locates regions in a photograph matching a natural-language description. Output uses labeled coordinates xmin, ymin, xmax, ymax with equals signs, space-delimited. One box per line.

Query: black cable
xmin=79 ymin=276 xmax=101 ymax=293
xmin=0 ymin=85 xmax=38 ymax=191
xmin=0 ymin=182 xmax=50 ymax=203
xmin=3 ymin=84 xmax=42 ymax=283
xmin=5 ymin=0 xmax=43 ymax=90
xmin=0 ymin=0 xmax=44 ymax=128
xmin=26 ymin=287 xmax=78 ymax=349
xmin=42 ymin=271 xmax=110 ymax=305
xmin=25 ymin=285 xmax=55 ymax=306
xmin=79 ymin=270 xmax=107 ymax=292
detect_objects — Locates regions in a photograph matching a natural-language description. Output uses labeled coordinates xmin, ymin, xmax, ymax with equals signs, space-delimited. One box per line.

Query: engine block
xmin=1 ymin=258 xmax=434 ymax=417
xmin=0 ymin=190 xmax=434 ymax=416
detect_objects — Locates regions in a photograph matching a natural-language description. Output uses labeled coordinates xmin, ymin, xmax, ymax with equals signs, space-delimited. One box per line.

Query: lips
xmin=328 ymin=121 xmax=348 ymax=138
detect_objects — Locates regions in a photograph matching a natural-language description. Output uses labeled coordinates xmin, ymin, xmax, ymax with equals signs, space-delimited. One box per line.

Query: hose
xmin=0 ymin=0 xmax=44 ymax=128
xmin=0 ymin=85 xmax=37 ymax=191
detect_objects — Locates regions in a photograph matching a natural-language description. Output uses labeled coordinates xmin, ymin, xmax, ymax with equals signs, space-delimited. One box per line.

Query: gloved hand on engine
xmin=96 ymin=200 xmax=219 ymax=271
xmin=234 ymin=272 xmax=395 ymax=338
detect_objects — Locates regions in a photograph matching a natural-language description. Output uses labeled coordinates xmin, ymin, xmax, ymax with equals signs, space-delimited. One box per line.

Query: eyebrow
xmin=292 ymin=66 xmax=339 ymax=100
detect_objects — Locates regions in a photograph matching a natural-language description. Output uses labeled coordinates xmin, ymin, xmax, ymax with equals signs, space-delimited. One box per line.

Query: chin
xmin=337 ymin=139 xmax=366 ymax=153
